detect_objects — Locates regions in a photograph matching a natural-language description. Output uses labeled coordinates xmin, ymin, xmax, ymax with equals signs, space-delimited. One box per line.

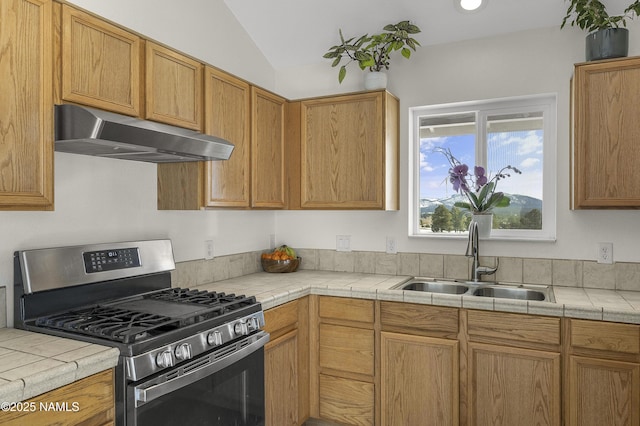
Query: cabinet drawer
xmin=570 ymin=319 xmax=640 ymax=355
xmin=319 ymin=324 xmax=374 ymax=376
xmin=319 ymin=296 xmax=374 ymax=324
xmin=467 ymin=310 xmax=560 ymax=346
xmin=381 ymin=301 xmax=458 ymax=335
xmin=264 ymin=300 xmax=298 ymax=337
xmin=319 ymin=374 xmax=374 ymax=426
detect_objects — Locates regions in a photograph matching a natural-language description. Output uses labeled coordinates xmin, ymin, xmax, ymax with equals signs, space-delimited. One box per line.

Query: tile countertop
xmin=2 ymin=270 xmax=639 ymax=404
xmin=0 ymin=328 xmax=119 ymax=405
xmin=197 ymin=270 xmax=640 ymax=325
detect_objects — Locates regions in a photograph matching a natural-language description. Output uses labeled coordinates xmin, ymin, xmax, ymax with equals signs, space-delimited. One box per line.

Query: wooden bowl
xmin=261 ymin=257 xmax=301 ymax=273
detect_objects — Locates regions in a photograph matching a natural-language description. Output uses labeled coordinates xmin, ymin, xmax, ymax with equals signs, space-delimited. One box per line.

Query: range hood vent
xmin=54 ymin=104 xmax=234 ymax=163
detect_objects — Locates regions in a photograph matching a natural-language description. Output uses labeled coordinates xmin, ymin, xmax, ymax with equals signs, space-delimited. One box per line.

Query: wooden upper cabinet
xmin=572 ymin=56 xmax=640 ymax=208
xmin=60 ymin=5 xmax=141 ymax=116
xmin=0 ymin=0 xmax=54 ymax=210
xmin=251 ymin=87 xmax=287 ymax=209
xmin=292 ymin=90 xmax=399 ymax=210
xmin=145 ymin=41 xmax=203 ymax=130
xmin=204 ymin=67 xmax=251 ymax=207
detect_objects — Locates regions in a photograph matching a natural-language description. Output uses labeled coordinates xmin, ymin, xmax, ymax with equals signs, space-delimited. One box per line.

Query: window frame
xmin=409 ymin=94 xmax=557 ymax=241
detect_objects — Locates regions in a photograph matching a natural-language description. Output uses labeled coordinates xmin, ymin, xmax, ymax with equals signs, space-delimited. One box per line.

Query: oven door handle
xmin=134 ymin=331 xmax=269 ymax=406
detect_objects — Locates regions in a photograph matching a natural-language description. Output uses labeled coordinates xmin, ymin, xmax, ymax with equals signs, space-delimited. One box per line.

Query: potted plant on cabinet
xmin=561 ymin=0 xmax=640 ymax=61
xmin=323 ymin=20 xmax=421 ymax=89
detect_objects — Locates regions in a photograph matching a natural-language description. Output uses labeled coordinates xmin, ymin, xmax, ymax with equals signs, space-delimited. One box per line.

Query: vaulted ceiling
xmin=222 ymin=0 xmax=631 ymax=69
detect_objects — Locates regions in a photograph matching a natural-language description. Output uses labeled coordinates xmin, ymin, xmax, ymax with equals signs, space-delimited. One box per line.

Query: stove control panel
xmin=83 ymin=247 xmax=141 ymax=273
xmin=125 ymin=310 xmax=266 ymax=381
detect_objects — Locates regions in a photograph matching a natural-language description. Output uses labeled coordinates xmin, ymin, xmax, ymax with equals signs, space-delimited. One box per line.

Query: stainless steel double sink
xmin=394 ymin=278 xmax=555 ymax=302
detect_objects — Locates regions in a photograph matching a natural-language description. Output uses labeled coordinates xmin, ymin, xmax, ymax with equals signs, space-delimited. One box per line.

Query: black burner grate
xmin=35 ymin=306 xmax=181 ymax=344
xmin=147 ymin=288 xmax=256 ymax=312
xmin=33 ymin=288 xmax=258 ymax=345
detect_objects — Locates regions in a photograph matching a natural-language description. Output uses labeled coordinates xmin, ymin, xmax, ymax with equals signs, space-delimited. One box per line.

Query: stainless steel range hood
xmin=54 ymin=104 xmax=234 ymax=163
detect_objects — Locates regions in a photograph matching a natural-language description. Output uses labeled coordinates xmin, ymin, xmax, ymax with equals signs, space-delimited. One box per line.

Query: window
xmin=409 ymin=94 xmax=556 ymax=240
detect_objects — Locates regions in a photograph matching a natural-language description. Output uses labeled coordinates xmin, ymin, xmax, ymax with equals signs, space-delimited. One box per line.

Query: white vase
xmin=364 ymin=71 xmax=387 ymax=90
xmin=472 ymin=214 xmax=493 ymax=239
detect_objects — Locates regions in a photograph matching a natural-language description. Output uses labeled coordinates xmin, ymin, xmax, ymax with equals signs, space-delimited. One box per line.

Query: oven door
xmin=127 ymin=331 xmax=269 ymax=426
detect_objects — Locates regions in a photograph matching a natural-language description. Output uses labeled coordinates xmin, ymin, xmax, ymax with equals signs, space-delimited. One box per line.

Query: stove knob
xmin=174 ymin=343 xmax=192 ymax=361
xmin=247 ymin=317 xmax=259 ymax=331
xmin=233 ymin=321 xmax=249 ymax=336
xmin=156 ymin=350 xmax=174 ymax=368
xmin=207 ymin=330 xmax=223 ymax=346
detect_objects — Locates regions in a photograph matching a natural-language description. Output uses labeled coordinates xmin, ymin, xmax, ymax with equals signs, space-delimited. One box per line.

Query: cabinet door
xmin=299 ymin=91 xmax=398 ymax=210
xmin=265 ymin=330 xmax=299 ymax=426
xmin=0 ymin=0 xmax=54 ymax=210
xmin=567 ymin=355 xmax=640 ymax=426
xmin=381 ymin=331 xmax=459 ymax=426
xmin=203 ymin=67 xmax=251 ymax=207
xmin=572 ymin=57 xmax=640 ymax=208
xmin=468 ymin=342 xmax=561 ymax=426
xmin=146 ymin=41 xmax=202 ymax=130
xmin=61 ymin=5 xmax=141 ymax=116
xmin=251 ymin=87 xmax=286 ymax=208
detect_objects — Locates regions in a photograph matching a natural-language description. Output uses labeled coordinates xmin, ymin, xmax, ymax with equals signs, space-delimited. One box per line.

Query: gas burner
xmin=35 ymin=306 xmax=181 ymax=344
xmin=147 ymin=288 xmax=256 ymax=310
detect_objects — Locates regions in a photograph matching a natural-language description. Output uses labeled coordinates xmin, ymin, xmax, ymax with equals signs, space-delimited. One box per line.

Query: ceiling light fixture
xmin=455 ymin=0 xmax=486 ymax=13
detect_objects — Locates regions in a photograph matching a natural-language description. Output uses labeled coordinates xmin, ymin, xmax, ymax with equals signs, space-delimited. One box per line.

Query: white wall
xmin=274 ymin=23 xmax=640 ymax=264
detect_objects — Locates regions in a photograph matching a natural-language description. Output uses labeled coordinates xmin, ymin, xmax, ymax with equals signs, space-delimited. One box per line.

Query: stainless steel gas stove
xmin=13 ymin=240 xmax=268 ymax=426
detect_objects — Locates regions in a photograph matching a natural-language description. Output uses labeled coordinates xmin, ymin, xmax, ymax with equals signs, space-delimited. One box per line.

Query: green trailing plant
xmin=323 ymin=21 xmax=421 ymax=83
xmin=561 ymin=0 xmax=640 ymax=32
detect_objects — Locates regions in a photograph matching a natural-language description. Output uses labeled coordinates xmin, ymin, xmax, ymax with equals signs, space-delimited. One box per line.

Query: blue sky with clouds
xmin=420 ymin=130 xmax=543 ymax=200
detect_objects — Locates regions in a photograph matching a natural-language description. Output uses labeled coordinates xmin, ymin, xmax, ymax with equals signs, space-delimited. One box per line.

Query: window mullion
xmin=476 ymin=110 xmax=488 ymax=168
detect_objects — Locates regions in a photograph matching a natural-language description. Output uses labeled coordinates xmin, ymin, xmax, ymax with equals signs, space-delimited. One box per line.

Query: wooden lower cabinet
xmin=467 ymin=343 xmax=561 ymax=426
xmin=567 ymin=355 xmax=639 ymax=426
xmin=380 ymin=331 xmax=459 ymax=426
xmin=0 ymin=369 xmax=114 ymax=426
xmin=465 ymin=310 xmax=561 ymax=426
xmin=263 ymin=298 xmax=309 ymax=426
xmin=565 ymin=319 xmax=640 ymax=426
xmin=265 ymin=329 xmax=299 ymax=426
xmin=312 ymin=296 xmax=375 ymax=425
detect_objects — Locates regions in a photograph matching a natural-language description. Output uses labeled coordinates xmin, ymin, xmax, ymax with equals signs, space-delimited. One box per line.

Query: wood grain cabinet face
xmin=315 ymin=297 xmax=375 ymax=425
xmin=0 ymin=0 xmax=54 ymax=210
xmin=381 ymin=331 xmax=459 ymax=426
xmin=565 ymin=319 xmax=640 ymax=426
xmin=0 ymin=369 xmax=115 ymax=426
xmin=572 ymin=56 xmax=640 ymax=208
xmin=465 ymin=311 xmax=561 ymax=426
xmin=61 ymin=5 xmax=141 ymax=116
xmin=251 ymin=87 xmax=287 ymax=209
xmin=146 ymin=41 xmax=203 ymax=130
xmin=468 ymin=343 xmax=561 ymax=426
xmin=203 ymin=67 xmax=251 ymax=207
xmin=296 ymin=91 xmax=399 ymax=210
xmin=263 ymin=299 xmax=309 ymax=426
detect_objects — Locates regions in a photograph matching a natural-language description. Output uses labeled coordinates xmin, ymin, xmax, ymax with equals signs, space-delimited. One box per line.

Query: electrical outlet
xmin=269 ymin=234 xmax=276 ymax=250
xmin=386 ymin=236 xmax=397 ymax=254
xmin=336 ymin=235 xmax=351 ymax=252
xmin=597 ymin=242 xmax=613 ymax=264
xmin=204 ymin=240 xmax=214 ymax=260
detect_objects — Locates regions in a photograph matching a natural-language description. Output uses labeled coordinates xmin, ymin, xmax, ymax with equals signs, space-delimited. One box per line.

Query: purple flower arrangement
xmin=435 ymin=147 xmax=522 ymax=214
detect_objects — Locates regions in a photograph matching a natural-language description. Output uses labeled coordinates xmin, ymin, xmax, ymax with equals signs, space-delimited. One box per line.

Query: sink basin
xmin=473 ymin=286 xmax=547 ymax=301
xmin=395 ymin=278 xmax=554 ymax=302
xmin=399 ymin=280 xmax=469 ymax=295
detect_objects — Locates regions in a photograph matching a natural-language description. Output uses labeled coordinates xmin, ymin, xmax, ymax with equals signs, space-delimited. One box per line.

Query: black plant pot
xmin=586 ymin=28 xmax=629 ymax=61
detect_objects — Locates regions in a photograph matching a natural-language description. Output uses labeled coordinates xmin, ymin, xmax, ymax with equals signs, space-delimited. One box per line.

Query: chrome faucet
xmin=465 ymin=221 xmax=498 ymax=283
